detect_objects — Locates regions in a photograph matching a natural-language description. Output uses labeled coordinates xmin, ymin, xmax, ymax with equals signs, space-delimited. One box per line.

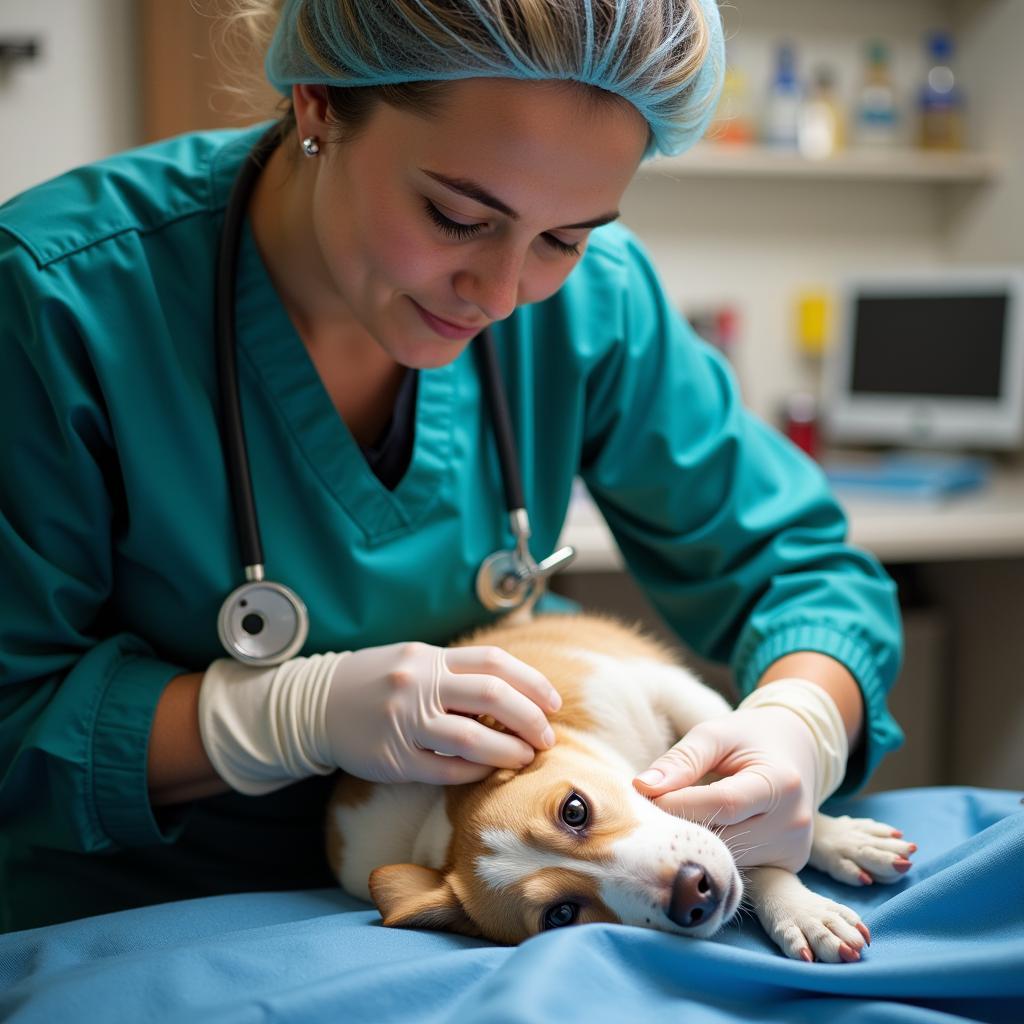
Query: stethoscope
xmin=215 ymin=128 xmax=576 ymax=666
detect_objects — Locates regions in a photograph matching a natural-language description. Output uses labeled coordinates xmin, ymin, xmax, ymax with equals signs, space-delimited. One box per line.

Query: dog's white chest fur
xmin=565 ymin=650 xmax=732 ymax=768
xmin=331 ymin=784 xmax=452 ymax=900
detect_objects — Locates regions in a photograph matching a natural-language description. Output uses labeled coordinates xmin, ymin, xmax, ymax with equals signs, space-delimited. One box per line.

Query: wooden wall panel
xmin=140 ymin=0 xmax=280 ymax=142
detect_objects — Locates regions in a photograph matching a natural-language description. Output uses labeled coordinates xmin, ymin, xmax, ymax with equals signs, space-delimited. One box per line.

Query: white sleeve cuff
xmin=197 ymin=653 xmax=345 ymax=796
xmin=738 ymin=678 xmax=850 ymax=807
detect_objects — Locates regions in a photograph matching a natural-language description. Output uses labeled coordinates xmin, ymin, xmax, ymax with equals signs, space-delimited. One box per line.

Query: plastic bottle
xmin=919 ymin=31 xmax=964 ymax=150
xmin=710 ymin=66 xmax=756 ymax=145
xmin=798 ymin=66 xmax=845 ymax=159
xmin=855 ymin=40 xmax=900 ymax=149
xmin=782 ymin=393 xmax=821 ymax=460
xmin=762 ymin=43 xmax=802 ymax=149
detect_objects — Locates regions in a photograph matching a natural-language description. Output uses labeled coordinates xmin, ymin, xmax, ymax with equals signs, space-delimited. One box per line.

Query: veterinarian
xmin=0 ymin=0 xmax=903 ymax=932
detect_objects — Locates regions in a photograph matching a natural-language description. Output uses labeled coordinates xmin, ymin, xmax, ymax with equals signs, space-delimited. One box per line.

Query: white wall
xmin=0 ymin=0 xmax=138 ymax=202
xmin=947 ymin=0 xmax=1024 ymax=263
xmin=621 ymin=173 xmax=944 ymax=422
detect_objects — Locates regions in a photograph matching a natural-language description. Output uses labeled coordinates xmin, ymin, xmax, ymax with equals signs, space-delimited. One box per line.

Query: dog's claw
xmin=839 ymin=943 xmax=861 ymax=963
xmin=856 ymin=922 xmax=871 ymax=945
xmin=799 ymin=948 xmax=813 ymax=962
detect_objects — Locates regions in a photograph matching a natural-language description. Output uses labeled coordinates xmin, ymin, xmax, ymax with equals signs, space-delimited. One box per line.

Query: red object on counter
xmin=782 ymin=393 xmax=820 ymax=460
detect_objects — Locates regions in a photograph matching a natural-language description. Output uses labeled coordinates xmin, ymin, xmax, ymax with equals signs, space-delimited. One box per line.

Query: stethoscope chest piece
xmin=475 ymin=548 xmax=539 ymax=611
xmin=217 ymin=577 xmax=309 ymax=667
xmin=475 ymin=508 xmax=577 ymax=614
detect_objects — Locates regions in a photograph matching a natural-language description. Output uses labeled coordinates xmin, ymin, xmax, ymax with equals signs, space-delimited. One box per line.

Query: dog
xmin=325 ymin=613 xmax=915 ymax=962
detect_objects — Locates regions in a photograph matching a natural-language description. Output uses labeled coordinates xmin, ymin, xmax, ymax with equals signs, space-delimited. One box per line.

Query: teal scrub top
xmin=0 ymin=124 xmax=903 ymax=932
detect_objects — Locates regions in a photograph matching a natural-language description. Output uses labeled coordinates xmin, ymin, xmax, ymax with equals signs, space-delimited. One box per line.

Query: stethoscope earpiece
xmin=217 ymin=576 xmax=309 ymax=667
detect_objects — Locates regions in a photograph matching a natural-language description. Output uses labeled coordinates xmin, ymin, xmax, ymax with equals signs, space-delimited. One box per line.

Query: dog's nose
xmin=667 ymin=862 xmax=720 ymax=928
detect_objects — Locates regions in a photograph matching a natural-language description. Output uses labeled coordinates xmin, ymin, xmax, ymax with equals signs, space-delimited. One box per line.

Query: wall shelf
xmin=642 ymin=143 xmax=1002 ymax=185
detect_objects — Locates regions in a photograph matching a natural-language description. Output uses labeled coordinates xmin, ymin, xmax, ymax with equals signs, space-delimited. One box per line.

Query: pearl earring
xmin=301 ymin=136 xmax=321 ymax=157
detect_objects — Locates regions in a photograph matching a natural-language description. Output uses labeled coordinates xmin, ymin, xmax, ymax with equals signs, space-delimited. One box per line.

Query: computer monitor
xmin=822 ymin=267 xmax=1024 ymax=450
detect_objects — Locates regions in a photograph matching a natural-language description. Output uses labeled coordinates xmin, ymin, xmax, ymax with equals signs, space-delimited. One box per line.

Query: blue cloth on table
xmin=1 ymin=786 xmax=1021 ymax=1024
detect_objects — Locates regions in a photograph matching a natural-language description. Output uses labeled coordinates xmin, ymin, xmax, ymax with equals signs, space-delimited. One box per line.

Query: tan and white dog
xmin=325 ymin=613 xmax=914 ymax=962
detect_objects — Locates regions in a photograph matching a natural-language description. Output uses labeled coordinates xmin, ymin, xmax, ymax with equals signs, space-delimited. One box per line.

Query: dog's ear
xmin=369 ymin=864 xmax=482 ymax=937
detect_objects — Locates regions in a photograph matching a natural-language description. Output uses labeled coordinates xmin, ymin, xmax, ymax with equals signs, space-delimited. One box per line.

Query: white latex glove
xmin=198 ymin=642 xmax=562 ymax=795
xmin=631 ymin=679 xmax=848 ymax=873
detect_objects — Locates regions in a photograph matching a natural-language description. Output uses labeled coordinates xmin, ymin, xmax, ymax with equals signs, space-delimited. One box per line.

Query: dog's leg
xmin=744 ymin=866 xmax=871 ymax=963
xmin=648 ymin=664 xmax=733 ymax=743
xmin=808 ymin=812 xmax=916 ymax=886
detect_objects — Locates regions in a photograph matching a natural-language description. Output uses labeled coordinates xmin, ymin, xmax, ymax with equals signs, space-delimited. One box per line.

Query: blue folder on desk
xmin=822 ymin=452 xmax=992 ymax=500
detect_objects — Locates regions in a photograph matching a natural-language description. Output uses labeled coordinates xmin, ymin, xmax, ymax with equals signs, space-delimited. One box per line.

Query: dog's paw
xmin=809 ymin=813 xmax=916 ymax=886
xmin=749 ymin=868 xmax=871 ymax=963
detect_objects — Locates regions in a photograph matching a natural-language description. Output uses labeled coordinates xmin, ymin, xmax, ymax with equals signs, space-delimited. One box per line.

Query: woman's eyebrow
xmin=420 ymin=169 xmax=620 ymax=230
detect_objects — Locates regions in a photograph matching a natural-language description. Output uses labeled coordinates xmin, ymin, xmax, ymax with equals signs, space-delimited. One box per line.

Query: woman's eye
xmin=560 ymin=792 xmax=589 ymax=829
xmin=422 ymin=200 xmax=581 ymax=257
xmin=544 ymin=235 xmax=582 ymax=257
xmin=423 ymin=199 xmax=482 ymax=240
xmin=543 ymin=902 xmax=580 ymax=930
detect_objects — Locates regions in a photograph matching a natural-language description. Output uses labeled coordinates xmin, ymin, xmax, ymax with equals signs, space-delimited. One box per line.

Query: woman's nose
xmin=453 ymin=250 xmax=524 ymax=322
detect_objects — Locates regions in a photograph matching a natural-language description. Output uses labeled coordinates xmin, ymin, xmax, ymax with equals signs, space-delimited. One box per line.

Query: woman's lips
xmin=411 ymin=299 xmax=484 ymax=340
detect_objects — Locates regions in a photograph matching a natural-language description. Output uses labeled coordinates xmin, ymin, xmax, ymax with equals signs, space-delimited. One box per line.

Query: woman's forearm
xmin=147 ymin=672 xmax=231 ymax=806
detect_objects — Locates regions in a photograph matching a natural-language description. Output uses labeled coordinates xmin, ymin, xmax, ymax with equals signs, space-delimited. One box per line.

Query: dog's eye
xmin=543 ymin=902 xmax=580 ymax=930
xmin=560 ymin=792 xmax=588 ymax=830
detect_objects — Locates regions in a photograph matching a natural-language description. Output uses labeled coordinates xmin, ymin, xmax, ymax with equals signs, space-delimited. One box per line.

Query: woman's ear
xmin=292 ymin=83 xmax=331 ymax=141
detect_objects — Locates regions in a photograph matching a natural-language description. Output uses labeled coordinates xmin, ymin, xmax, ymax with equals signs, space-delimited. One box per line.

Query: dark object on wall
xmin=0 ymin=37 xmax=42 ymax=70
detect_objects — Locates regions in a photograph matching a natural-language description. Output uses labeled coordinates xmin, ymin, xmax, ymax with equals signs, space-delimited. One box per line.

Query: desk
xmin=554 ymin=469 xmax=1024 ymax=792
xmin=558 ymin=468 xmax=1024 ymax=569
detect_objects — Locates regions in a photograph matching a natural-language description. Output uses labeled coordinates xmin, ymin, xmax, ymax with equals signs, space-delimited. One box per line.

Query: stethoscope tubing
xmin=215 ymin=128 xmax=279 ymax=573
xmin=474 ymin=333 xmax=524 ymax=513
xmin=214 ymin=126 xmax=574 ymax=665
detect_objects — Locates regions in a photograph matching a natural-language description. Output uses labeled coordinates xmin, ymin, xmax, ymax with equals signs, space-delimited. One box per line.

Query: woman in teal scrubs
xmin=0 ymin=0 xmax=902 ymax=932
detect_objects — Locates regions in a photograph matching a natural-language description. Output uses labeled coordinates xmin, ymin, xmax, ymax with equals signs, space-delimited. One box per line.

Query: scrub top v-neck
xmin=361 ymin=367 xmax=418 ymax=491
xmin=233 ymin=217 xmax=455 ymax=536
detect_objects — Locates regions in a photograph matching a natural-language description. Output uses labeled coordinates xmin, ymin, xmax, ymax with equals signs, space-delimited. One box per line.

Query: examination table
xmin=1 ymin=786 xmax=1021 ymax=1023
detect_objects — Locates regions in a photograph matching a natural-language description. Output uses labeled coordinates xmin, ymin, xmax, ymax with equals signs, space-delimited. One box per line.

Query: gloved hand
xmin=198 ymin=642 xmax=562 ymax=795
xmin=632 ymin=679 xmax=848 ymax=873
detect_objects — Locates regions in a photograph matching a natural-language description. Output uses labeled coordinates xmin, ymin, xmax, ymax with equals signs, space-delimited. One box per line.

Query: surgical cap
xmin=265 ymin=0 xmax=725 ymax=159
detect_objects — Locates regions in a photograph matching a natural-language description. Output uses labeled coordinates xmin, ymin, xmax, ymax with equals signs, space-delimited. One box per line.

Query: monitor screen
xmin=850 ymin=294 xmax=1008 ymax=398
xmin=823 ymin=269 xmax=1024 ymax=450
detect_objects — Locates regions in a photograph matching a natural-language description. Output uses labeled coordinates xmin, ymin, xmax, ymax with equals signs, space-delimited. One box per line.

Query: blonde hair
xmin=217 ymin=0 xmax=721 ymax=158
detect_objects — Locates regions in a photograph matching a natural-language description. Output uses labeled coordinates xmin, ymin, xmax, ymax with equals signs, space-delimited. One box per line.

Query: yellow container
xmin=795 ymin=290 xmax=832 ymax=357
